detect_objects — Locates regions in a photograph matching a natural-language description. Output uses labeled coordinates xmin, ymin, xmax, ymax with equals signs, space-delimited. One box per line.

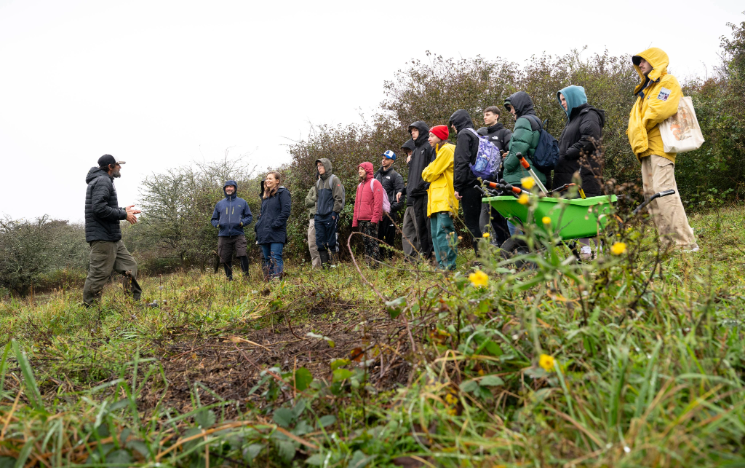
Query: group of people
xmin=81 ymin=47 xmax=698 ymax=305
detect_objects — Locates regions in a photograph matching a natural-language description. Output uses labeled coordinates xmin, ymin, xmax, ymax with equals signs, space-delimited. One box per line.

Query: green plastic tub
xmin=484 ymin=195 xmax=618 ymax=240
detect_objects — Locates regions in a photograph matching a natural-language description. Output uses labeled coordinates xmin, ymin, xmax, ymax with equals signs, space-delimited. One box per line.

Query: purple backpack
xmin=466 ymin=128 xmax=502 ymax=179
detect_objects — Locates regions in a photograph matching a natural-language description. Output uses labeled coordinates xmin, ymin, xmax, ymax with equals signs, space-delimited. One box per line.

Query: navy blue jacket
xmin=211 ymin=180 xmax=253 ymax=237
xmin=85 ymin=167 xmax=127 ymax=243
xmin=255 ymin=186 xmax=292 ymax=245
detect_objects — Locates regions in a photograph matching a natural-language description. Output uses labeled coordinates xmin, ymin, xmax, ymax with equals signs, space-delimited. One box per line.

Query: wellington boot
xmin=319 ymin=250 xmax=330 ymax=270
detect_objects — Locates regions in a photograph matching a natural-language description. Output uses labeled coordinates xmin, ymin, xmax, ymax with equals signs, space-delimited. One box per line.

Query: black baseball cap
xmin=98 ymin=154 xmax=126 ymax=167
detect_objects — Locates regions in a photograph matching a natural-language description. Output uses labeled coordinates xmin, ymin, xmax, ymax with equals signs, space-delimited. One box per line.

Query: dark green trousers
xmin=83 ymin=240 xmax=141 ymax=305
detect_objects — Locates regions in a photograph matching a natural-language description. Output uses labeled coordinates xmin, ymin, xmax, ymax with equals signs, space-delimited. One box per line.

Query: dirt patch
xmin=140 ymin=311 xmax=413 ymax=418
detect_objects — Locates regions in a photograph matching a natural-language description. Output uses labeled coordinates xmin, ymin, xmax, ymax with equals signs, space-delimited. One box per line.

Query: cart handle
xmin=632 ymin=190 xmax=676 ymax=215
xmin=485 ymin=181 xmax=525 ymax=195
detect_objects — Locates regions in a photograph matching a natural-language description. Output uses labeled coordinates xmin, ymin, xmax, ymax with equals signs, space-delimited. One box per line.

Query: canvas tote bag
xmin=659 ymin=96 xmax=705 ymax=154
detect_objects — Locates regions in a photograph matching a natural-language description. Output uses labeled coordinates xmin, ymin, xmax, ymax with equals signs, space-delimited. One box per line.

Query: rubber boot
xmin=239 ymin=256 xmax=250 ymax=279
xmin=319 ymin=250 xmax=330 ymax=270
xmin=223 ymin=263 xmax=233 ymax=281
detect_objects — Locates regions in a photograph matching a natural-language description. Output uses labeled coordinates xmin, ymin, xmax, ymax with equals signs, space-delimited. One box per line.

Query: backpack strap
xmin=465 ymin=128 xmax=482 ymax=138
xmin=525 ymin=115 xmax=543 ymax=131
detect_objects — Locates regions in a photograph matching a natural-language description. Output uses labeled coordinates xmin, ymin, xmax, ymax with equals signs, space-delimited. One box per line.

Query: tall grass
xmin=0 ymin=204 xmax=743 ymax=466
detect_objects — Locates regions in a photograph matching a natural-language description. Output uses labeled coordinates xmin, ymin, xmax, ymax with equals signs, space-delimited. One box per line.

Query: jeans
xmin=260 ymin=243 xmax=284 ymax=278
xmin=314 ymin=212 xmax=338 ymax=252
xmin=430 ymin=212 xmax=457 ymax=270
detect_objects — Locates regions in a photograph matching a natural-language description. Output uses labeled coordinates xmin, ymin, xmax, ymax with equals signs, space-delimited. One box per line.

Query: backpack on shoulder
xmin=317 ymin=174 xmax=346 ymax=209
xmin=367 ymin=179 xmax=391 ymax=213
xmin=525 ymin=115 xmax=560 ymax=174
xmin=465 ymin=128 xmax=502 ymax=179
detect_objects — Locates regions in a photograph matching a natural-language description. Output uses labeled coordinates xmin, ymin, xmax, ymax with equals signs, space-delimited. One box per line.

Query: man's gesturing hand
xmin=125 ymin=205 xmax=141 ymax=225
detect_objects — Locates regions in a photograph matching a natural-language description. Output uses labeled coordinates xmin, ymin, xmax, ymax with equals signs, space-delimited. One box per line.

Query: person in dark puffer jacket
xmin=503 ymin=92 xmax=547 ymax=187
xmin=82 ymin=154 xmax=141 ymax=306
xmin=210 ymin=180 xmax=253 ymax=280
xmin=255 ymin=172 xmax=291 ymax=279
xmin=555 ymin=85 xmax=606 ymax=260
xmin=554 ymin=85 xmax=605 ymax=197
xmin=353 ymin=162 xmax=384 ymax=268
xmin=375 ymin=150 xmax=405 ymax=259
xmin=407 ymin=121 xmax=436 ymax=261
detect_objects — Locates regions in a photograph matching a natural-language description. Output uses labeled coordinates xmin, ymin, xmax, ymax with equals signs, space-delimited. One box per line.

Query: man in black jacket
xmin=82 ymin=155 xmax=141 ymax=306
xmin=375 ymin=150 xmax=405 ymax=259
xmin=449 ymin=109 xmax=484 ymax=257
xmin=477 ymin=106 xmax=512 ymax=246
xmin=407 ymin=121 xmax=435 ymax=261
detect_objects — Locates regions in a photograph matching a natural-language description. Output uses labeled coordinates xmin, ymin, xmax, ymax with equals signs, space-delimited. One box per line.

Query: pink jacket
xmin=352 ymin=162 xmax=384 ymax=227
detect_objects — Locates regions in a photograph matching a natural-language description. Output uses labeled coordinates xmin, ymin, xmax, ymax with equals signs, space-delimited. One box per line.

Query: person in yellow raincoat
xmin=422 ymin=125 xmax=459 ymax=270
xmin=627 ymin=47 xmax=699 ymax=252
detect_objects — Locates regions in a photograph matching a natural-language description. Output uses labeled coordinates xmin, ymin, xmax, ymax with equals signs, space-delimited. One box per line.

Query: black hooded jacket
xmin=400 ymin=139 xmax=416 ymax=206
xmin=84 ymin=167 xmax=127 ymax=243
xmin=449 ymin=110 xmax=480 ymax=193
xmin=554 ymin=103 xmax=605 ymax=196
xmin=406 ymin=122 xmax=435 ymax=199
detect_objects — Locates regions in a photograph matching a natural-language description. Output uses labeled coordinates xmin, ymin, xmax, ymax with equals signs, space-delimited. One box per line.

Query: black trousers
xmin=377 ymin=210 xmax=399 ymax=259
xmin=411 ymin=195 xmax=433 ymax=259
xmin=460 ymin=185 xmax=484 ymax=256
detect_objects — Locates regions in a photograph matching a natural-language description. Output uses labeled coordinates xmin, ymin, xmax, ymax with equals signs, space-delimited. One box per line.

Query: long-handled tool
xmin=551 ymin=183 xmax=586 ymax=199
xmin=632 ymin=189 xmax=676 ymax=215
xmin=516 ymin=153 xmax=549 ymax=195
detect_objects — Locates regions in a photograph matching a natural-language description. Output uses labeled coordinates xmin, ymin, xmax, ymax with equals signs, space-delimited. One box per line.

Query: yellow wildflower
xmin=468 ymin=270 xmax=488 ymax=288
xmin=611 ymin=242 xmax=627 ymax=255
xmin=444 ymin=393 xmax=458 ymax=405
xmin=517 ymin=193 xmax=530 ymax=205
xmin=539 ymin=354 xmax=556 ymax=372
xmin=542 ymin=216 xmax=551 ymax=225
xmin=483 ymin=232 xmax=490 ymax=239
xmin=521 ymin=177 xmax=535 ymax=190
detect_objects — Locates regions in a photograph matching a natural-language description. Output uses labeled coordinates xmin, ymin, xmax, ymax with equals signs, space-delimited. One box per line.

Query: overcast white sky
xmin=1 ymin=0 xmax=742 ymax=222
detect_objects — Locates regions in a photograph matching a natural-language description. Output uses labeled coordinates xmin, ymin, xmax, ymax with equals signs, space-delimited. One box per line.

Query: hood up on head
xmin=557 ymin=85 xmax=588 ymax=119
xmin=408 ymin=121 xmax=430 ymax=147
xmin=448 ymin=110 xmax=474 ymax=133
xmin=400 ymin=139 xmax=416 ymax=153
xmin=223 ymin=180 xmax=238 ymax=199
xmin=359 ymin=162 xmax=374 ymax=180
xmin=315 ymin=158 xmax=333 ymax=179
xmin=504 ymin=91 xmax=536 ymax=118
xmin=632 ymin=47 xmax=670 ymax=95
xmin=86 ymin=167 xmax=108 ymax=184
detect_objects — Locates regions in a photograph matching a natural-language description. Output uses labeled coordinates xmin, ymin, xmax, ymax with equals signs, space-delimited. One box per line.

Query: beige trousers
xmin=307 ymin=218 xmax=322 ymax=269
xmin=640 ymin=155 xmax=697 ymax=249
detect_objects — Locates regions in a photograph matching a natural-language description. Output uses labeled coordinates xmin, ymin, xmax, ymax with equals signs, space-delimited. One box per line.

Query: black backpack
xmin=525 ymin=115 xmax=560 ymax=173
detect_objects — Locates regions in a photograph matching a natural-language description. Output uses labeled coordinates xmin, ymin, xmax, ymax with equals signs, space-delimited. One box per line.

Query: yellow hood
xmin=632 ymin=47 xmax=670 ymax=95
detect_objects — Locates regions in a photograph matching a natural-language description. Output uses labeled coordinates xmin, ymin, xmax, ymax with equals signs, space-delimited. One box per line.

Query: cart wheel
xmin=500 ymin=238 xmax=536 ymax=270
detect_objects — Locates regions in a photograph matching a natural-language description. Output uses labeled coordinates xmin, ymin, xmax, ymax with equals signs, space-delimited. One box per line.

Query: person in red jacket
xmin=352 ymin=162 xmax=384 ymax=267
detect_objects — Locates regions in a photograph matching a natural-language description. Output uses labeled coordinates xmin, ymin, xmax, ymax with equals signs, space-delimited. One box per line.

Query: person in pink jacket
xmin=352 ymin=162 xmax=384 ymax=267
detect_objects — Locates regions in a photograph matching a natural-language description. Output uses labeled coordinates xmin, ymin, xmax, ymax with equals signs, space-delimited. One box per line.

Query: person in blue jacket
xmin=211 ymin=180 xmax=253 ymax=280
xmin=255 ymin=172 xmax=292 ymax=279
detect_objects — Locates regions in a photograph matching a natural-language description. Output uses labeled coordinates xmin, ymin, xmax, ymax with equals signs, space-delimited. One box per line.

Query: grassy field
xmin=1 ymin=203 xmax=744 ymax=467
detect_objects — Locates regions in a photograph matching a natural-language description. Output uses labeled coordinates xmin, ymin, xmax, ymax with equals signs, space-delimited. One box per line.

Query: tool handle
xmin=516 ymin=152 xmax=531 ymax=169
